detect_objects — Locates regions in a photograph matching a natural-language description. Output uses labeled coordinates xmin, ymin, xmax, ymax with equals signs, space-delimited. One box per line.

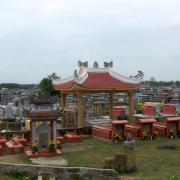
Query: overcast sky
xmin=0 ymin=0 xmax=180 ymax=84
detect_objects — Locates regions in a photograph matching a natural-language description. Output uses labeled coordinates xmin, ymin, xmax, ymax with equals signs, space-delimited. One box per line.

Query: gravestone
xmin=123 ymin=140 xmax=136 ymax=172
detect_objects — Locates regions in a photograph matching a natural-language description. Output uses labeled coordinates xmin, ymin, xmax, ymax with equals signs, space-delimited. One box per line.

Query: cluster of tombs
xmin=0 ymin=96 xmax=82 ymax=157
xmin=0 ymin=62 xmax=179 ymax=158
xmin=92 ymin=103 xmax=180 ymax=142
xmin=92 ymin=105 xmax=180 ymax=142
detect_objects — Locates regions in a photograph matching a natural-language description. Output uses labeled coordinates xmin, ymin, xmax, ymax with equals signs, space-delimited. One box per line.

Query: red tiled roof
xmin=53 ymin=80 xmax=74 ymax=90
xmin=53 ymin=68 xmax=142 ymax=91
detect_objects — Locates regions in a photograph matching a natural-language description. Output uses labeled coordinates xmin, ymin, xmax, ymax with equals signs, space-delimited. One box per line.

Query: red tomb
xmin=166 ymin=117 xmax=180 ymax=137
xmin=113 ymin=106 xmax=126 ymax=120
xmin=111 ymin=120 xmax=129 ymax=140
xmin=12 ymin=135 xmax=28 ymax=146
xmin=92 ymin=124 xmax=113 ymax=142
xmin=137 ymin=118 xmax=157 ymax=138
xmin=6 ymin=140 xmax=24 ymax=154
xmin=125 ymin=124 xmax=141 ymax=139
xmin=153 ymin=123 xmax=167 ymax=137
xmin=143 ymin=105 xmax=156 ymax=116
xmin=163 ymin=104 xmax=176 ymax=115
xmin=64 ymin=133 xmax=81 ymax=143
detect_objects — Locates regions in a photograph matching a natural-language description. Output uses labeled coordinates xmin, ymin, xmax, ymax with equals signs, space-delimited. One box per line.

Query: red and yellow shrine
xmin=53 ymin=62 xmax=143 ymax=128
xmin=25 ymin=97 xmax=62 ymax=158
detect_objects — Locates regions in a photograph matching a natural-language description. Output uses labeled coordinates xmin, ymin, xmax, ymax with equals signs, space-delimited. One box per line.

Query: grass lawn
xmin=63 ymin=138 xmax=180 ymax=180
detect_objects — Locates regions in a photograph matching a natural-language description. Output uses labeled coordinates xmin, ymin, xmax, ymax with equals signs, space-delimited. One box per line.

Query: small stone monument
xmin=123 ymin=140 xmax=136 ymax=172
xmin=104 ymin=140 xmax=136 ymax=173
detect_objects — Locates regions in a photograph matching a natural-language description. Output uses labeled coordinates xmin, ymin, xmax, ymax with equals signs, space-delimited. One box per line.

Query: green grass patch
xmin=63 ymin=138 xmax=180 ymax=179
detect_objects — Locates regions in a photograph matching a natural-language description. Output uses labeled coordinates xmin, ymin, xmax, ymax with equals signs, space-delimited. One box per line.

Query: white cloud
xmin=0 ymin=0 xmax=180 ymax=83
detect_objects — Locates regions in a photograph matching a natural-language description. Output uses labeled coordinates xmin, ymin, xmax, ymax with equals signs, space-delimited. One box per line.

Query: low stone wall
xmin=0 ymin=163 xmax=120 ymax=180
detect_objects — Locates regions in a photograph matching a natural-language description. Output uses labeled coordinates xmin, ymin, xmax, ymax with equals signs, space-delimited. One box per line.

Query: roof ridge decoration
xmin=109 ymin=70 xmax=142 ymax=84
xmin=52 ymin=76 xmax=74 ymax=85
xmin=74 ymin=66 xmax=88 ymax=84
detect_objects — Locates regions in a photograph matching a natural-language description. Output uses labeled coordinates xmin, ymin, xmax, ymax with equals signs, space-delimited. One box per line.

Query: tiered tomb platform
xmin=64 ymin=133 xmax=81 ymax=143
xmin=143 ymin=106 xmax=157 ymax=116
xmin=5 ymin=140 xmax=24 ymax=154
xmin=113 ymin=106 xmax=126 ymax=119
xmin=92 ymin=124 xmax=113 ymax=142
xmin=137 ymin=118 xmax=157 ymax=138
xmin=163 ymin=104 xmax=176 ymax=115
xmin=25 ymin=149 xmax=62 ymax=158
xmin=111 ymin=120 xmax=129 ymax=139
xmin=125 ymin=124 xmax=141 ymax=139
xmin=153 ymin=123 xmax=167 ymax=137
xmin=12 ymin=135 xmax=28 ymax=146
xmin=166 ymin=117 xmax=180 ymax=137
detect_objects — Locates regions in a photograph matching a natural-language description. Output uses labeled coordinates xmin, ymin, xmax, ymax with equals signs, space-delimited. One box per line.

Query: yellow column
xmin=109 ymin=92 xmax=113 ymax=120
xmin=61 ymin=92 xmax=67 ymax=108
xmin=60 ymin=92 xmax=67 ymax=128
xmin=77 ymin=93 xmax=84 ymax=128
xmin=128 ymin=91 xmax=134 ymax=122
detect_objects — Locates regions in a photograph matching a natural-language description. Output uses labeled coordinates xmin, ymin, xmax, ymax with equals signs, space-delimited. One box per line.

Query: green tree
xmin=39 ymin=73 xmax=60 ymax=96
xmin=48 ymin=73 xmax=60 ymax=80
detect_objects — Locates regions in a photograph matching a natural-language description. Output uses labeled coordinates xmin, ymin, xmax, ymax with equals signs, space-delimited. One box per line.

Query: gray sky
xmin=0 ymin=0 xmax=180 ymax=84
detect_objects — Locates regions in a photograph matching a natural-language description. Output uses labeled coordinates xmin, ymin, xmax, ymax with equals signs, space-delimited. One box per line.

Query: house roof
xmin=53 ymin=67 xmax=142 ymax=92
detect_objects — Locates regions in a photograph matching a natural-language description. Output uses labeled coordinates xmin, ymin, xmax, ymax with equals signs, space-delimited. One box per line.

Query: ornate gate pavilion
xmin=53 ymin=62 xmax=143 ymax=128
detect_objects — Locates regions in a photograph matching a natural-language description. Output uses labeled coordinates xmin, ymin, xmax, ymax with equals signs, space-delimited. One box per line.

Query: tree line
xmin=145 ymin=80 xmax=180 ymax=87
xmin=0 ymin=83 xmax=36 ymax=89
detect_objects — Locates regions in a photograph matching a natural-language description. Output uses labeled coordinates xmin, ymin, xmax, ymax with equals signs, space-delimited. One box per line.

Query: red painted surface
xmin=64 ymin=133 xmax=81 ymax=143
xmin=166 ymin=117 xmax=180 ymax=136
xmin=92 ymin=125 xmax=113 ymax=142
xmin=0 ymin=137 xmax=7 ymax=147
xmin=153 ymin=123 xmax=167 ymax=136
xmin=112 ymin=120 xmax=129 ymax=126
xmin=143 ymin=106 xmax=156 ymax=116
xmin=163 ymin=104 xmax=176 ymax=115
xmin=13 ymin=136 xmax=28 ymax=146
xmin=125 ymin=124 xmax=141 ymax=139
xmin=6 ymin=141 xmax=24 ymax=154
xmin=57 ymin=136 xmax=65 ymax=143
xmin=138 ymin=118 xmax=157 ymax=124
xmin=113 ymin=106 xmax=126 ymax=117
xmin=166 ymin=117 xmax=180 ymax=122
xmin=25 ymin=149 xmax=62 ymax=158
xmin=137 ymin=118 xmax=157 ymax=137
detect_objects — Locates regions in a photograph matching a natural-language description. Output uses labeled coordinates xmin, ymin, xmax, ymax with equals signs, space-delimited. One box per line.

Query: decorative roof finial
xmin=74 ymin=69 xmax=79 ymax=79
xmin=104 ymin=61 xmax=113 ymax=68
xmin=78 ymin=61 xmax=88 ymax=68
xmin=93 ymin=61 xmax=99 ymax=68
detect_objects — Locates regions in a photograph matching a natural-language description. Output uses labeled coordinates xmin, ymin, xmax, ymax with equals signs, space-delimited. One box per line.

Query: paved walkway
xmin=31 ymin=156 xmax=68 ymax=166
